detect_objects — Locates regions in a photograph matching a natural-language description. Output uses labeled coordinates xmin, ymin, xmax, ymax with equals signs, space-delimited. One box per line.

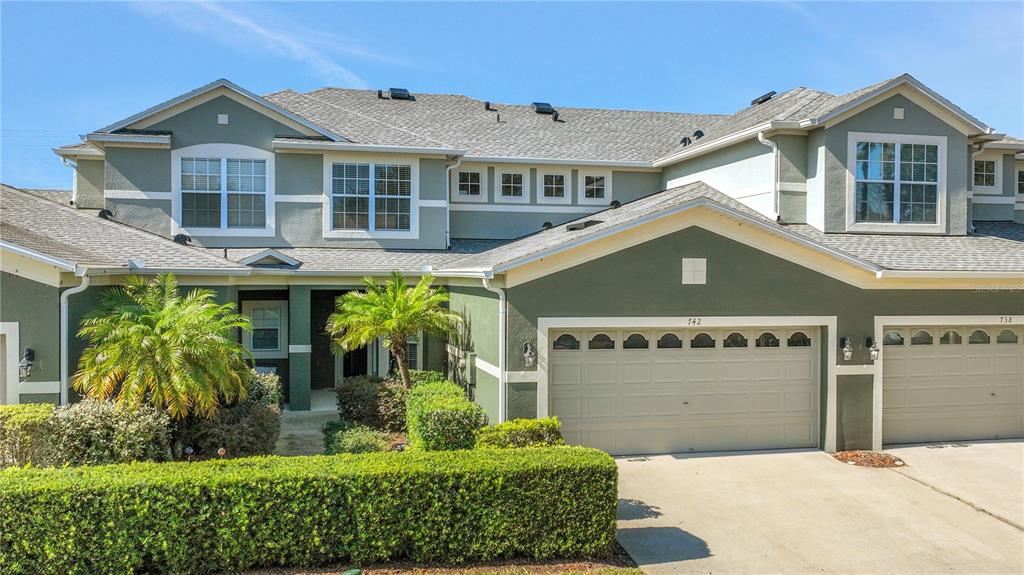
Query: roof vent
xmin=377 ymin=89 xmax=384 ymax=99
xmin=693 ymin=129 xmax=705 ymax=140
xmin=552 ymin=110 xmax=561 ymax=122
xmin=542 ymin=221 xmax=553 ymax=230
xmin=484 ymin=101 xmax=494 ymax=111
xmin=679 ymin=136 xmax=692 ymax=146
xmin=532 ymin=102 xmax=555 ymax=114
xmin=565 ymin=219 xmax=601 ymax=231
xmin=750 ymin=91 xmax=777 ymax=106
xmin=98 ymin=208 xmax=114 ymax=219
xmin=173 ymin=233 xmax=192 ymax=246
xmin=609 ymin=200 xmax=621 ymax=209
xmin=387 ymin=88 xmax=413 ymax=100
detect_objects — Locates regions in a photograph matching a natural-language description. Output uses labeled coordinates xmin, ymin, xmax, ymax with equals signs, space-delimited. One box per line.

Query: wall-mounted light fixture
xmin=867 ymin=337 xmax=880 ymax=361
xmin=522 ymin=342 xmax=537 ymax=368
xmin=18 ymin=348 xmax=35 ymax=380
xmin=840 ymin=338 xmax=854 ymax=361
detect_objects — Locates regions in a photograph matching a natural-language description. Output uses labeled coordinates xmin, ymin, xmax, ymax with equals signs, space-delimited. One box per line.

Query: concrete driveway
xmin=616 ymin=445 xmax=1024 ymax=574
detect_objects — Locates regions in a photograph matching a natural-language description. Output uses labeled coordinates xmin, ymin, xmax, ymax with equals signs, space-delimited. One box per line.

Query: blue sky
xmin=2 ymin=1 xmax=1021 ymax=189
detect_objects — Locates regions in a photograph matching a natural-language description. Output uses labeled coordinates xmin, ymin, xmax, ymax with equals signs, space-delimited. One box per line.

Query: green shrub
xmin=324 ymin=421 xmax=391 ymax=454
xmin=406 ymin=381 xmax=486 ymax=451
xmin=0 ymin=447 xmax=617 ymax=574
xmin=335 ymin=375 xmax=384 ymax=427
xmin=49 ymin=400 xmax=171 ymax=466
xmin=174 ymin=370 xmax=283 ymax=458
xmin=0 ymin=404 xmax=55 ymax=467
xmin=379 ymin=370 xmax=449 ymax=433
xmin=477 ymin=417 xmax=565 ymax=449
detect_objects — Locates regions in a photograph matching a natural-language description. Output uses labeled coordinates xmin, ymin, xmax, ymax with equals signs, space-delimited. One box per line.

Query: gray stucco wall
xmin=973 ymin=203 xmax=1014 ymax=222
xmin=451 ymin=210 xmax=584 ymax=240
xmin=106 ymin=198 xmax=172 ymax=236
xmin=276 ymin=152 xmax=323 ymax=195
xmin=150 ymin=95 xmax=304 ymax=151
xmin=776 ymin=134 xmax=808 ymax=224
xmin=75 ymin=159 xmax=105 ymax=209
xmin=105 ymin=147 xmax=171 ymax=193
xmin=0 ymin=272 xmax=60 ymax=396
xmin=823 ymin=94 xmax=969 ymax=234
xmin=448 ymin=286 xmax=500 ymax=421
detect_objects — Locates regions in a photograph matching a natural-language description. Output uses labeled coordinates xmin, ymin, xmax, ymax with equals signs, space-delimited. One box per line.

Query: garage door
xmin=883 ymin=326 xmax=1024 ymax=445
xmin=548 ymin=327 xmax=819 ymax=455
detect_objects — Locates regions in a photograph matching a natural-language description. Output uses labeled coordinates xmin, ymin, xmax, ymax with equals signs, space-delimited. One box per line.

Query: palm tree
xmin=327 ymin=272 xmax=461 ymax=388
xmin=74 ymin=273 xmax=252 ymax=419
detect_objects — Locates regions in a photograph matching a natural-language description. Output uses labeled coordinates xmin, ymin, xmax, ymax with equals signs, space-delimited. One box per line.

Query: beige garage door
xmin=883 ymin=326 xmax=1024 ymax=445
xmin=548 ymin=327 xmax=819 ymax=455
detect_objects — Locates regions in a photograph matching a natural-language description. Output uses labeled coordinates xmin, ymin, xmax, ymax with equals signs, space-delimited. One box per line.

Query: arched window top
xmin=883 ymin=331 xmax=904 ymax=346
xmin=588 ymin=333 xmax=615 ymax=350
xmin=623 ymin=333 xmax=649 ymax=349
xmin=969 ymin=330 xmax=990 ymax=345
xmin=552 ymin=333 xmax=580 ymax=351
xmin=690 ymin=332 xmax=715 ymax=349
xmin=787 ymin=332 xmax=812 ymax=347
xmin=657 ymin=333 xmax=683 ymax=349
xmin=723 ymin=332 xmax=748 ymax=348
xmin=996 ymin=329 xmax=1019 ymax=344
xmin=940 ymin=330 xmax=962 ymax=345
xmin=911 ymin=330 xmax=933 ymax=345
xmin=756 ymin=332 xmax=780 ymax=348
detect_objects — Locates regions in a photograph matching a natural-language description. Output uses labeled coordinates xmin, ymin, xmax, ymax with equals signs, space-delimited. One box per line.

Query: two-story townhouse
xmin=3 ymin=73 xmax=1023 ymax=453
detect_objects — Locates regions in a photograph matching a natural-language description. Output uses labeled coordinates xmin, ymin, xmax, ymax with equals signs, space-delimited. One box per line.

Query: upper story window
xmin=181 ymin=157 xmax=267 ymax=229
xmin=457 ymin=171 xmax=481 ymax=197
xmin=1017 ymin=170 xmax=1023 ymax=194
xmin=501 ymin=173 xmax=524 ymax=198
xmin=579 ymin=170 xmax=612 ymax=205
xmin=849 ymin=133 xmax=944 ymax=230
xmin=973 ymin=160 xmax=996 ymax=188
xmin=543 ymin=174 xmax=565 ymax=198
xmin=584 ymin=176 xmax=606 ymax=200
xmin=331 ymin=162 xmax=411 ymax=231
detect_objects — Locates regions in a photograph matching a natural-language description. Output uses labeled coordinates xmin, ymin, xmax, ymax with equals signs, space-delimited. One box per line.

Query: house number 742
xmin=687 ymin=317 xmax=703 ymax=326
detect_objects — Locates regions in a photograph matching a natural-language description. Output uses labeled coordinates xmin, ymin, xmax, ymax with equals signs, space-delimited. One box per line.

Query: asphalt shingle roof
xmin=0 ymin=184 xmax=246 ymax=271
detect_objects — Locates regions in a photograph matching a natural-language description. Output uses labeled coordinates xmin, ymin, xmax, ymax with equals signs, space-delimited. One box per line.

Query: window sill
xmin=494 ymin=195 xmax=531 ymax=204
xmin=846 ymin=222 xmax=946 ymax=234
xmin=178 ymin=226 xmax=277 ymax=237
xmin=450 ymin=193 xmax=489 ymax=203
xmin=323 ymin=229 xmax=418 ymax=240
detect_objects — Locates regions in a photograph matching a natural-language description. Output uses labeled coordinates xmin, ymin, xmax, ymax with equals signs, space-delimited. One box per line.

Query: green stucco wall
xmin=150 ymin=95 xmax=304 ymax=151
xmin=448 ymin=286 xmax=501 ymax=421
xmin=106 ymin=198 xmax=172 ymax=236
xmin=105 ymin=147 xmax=171 ymax=193
xmin=276 ymin=152 xmax=324 ymax=195
xmin=837 ymin=374 xmax=873 ymax=450
xmin=0 ymin=273 xmax=60 ymax=396
xmin=75 ymin=159 xmax=105 ymax=209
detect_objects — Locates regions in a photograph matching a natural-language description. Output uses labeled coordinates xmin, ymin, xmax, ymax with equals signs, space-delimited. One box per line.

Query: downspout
xmin=60 ymin=157 xmax=79 ymax=206
xmin=444 ymin=155 xmax=464 ymax=250
xmin=757 ymin=131 xmax=780 ymax=221
xmin=481 ymin=275 xmax=506 ymax=423
xmin=60 ymin=268 xmax=91 ymax=405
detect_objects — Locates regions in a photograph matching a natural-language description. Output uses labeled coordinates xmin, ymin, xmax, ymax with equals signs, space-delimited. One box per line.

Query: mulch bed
xmin=833 ymin=450 xmax=905 ymax=468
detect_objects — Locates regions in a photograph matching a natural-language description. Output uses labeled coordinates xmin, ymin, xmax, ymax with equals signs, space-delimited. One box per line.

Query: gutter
xmin=462 ymin=156 xmax=654 ymax=169
xmin=757 ymin=131 xmax=780 ymax=220
xmin=875 ymin=270 xmax=1024 ymax=280
xmin=60 ymin=268 xmax=90 ymax=405
xmin=85 ymin=132 xmax=171 ymax=146
xmin=445 ymin=155 xmax=464 ymax=249
xmin=273 ymin=139 xmax=467 ymax=156
xmin=0 ymin=241 xmax=76 ymax=271
xmin=481 ymin=275 xmax=507 ymax=423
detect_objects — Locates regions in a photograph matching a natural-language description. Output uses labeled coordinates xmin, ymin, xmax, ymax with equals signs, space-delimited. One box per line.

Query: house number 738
xmin=1000 ymin=316 xmax=1014 ymax=324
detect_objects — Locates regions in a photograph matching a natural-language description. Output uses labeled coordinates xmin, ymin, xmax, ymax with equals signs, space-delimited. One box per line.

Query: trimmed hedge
xmin=50 ymin=400 xmax=172 ymax=466
xmin=406 ymin=381 xmax=486 ymax=451
xmin=323 ymin=421 xmax=391 ymax=454
xmin=477 ymin=417 xmax=565 ymax=449
xmin=0 ymin=447 xmax=617 ymax=575
xmin=335 ymin=375 xmax=384 ymax=427
xmin=0 ymin=404 xmax=55 ymax=467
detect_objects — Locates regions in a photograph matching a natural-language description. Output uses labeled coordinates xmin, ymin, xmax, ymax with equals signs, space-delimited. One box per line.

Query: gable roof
xmin=0 ymin=184 xmax=247 ymax=273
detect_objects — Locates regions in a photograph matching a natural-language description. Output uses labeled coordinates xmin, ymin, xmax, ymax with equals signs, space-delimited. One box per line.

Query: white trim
xmin=171 ymin=143 xmax=277 ymax=237
xmin=288 ymin=344 xmax=312 ymax=354
xmin=494 ymin=167 xmax=531 ymax=204
xmin=537 ymin=168 xmax=573 ymax=205
xmin=237 ymin=249 xmax=301 ymax=267
xmin=464 ymin=155 xmax=654 ymax=169
xmin=85 ymin=132 xmax=170 ymax=146
xmin=448 ymin=203 xmax=602 ymax=213
xmin=54 ymin=145 xmax=104 ymax=159
xmin=241 ymin=300 xmax=289 ymax=359
xmin=845 ymin=132 xmax=948 ymax=234
xmin=577 ymin=169 xmax=613 ymax=205
xmin=653 ymin=122 xmax=775 ymax=167
xmin=321 ymin=153 xmax=421 ymax=240
xmin=274 ymin=195 xmax=326 ymax=203
xmin=0 ymin=241 xmax=76 ymax=271
xmin=104 ymin=190 xmax=174 ymax=200
xmin=274 ymin=139 xmax=463 ymax=155
xmin=971 ymin=195 xmax=1015 ymax=205
xmin=536 ymin=315 xmax=838 ymax=452
xmin=835 ymin=364 xmax=875 ymax=375
xmin=971 ymin=153 xmax=1002 ymax=196
xmin=0 ymin=323 xmax=19 ymax=405
xmin=475 ymin=356 xmax=501 ymax=379
xmin=506 ymin=370 xmax=538 ymax=383
xmin=17 ymin=381 xmax=60 ymax=395
xmin=450 ymin=165 xmax=489 ymax=203
xmin=778 ymin=182 xmax=807 ymax=193
xmin=419 ymin=199 xmax=447 ymax=208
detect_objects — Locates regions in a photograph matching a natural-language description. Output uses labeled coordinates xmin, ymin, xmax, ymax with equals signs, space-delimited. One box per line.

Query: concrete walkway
xmin=274 ymin=389 xmax=338 ymax=456
xmin=617 ymin=448 xmax=1023 ymax=574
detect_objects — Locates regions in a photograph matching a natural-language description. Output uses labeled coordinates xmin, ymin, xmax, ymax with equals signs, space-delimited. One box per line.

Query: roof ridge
xmin=297 ymin=89 xmax=450 ymax=147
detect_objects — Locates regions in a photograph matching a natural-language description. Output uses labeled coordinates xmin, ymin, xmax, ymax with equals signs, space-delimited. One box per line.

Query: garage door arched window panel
xmin=882 ymin=330 xmax=904 ymax=346
xmin=690 ymin=332 xmax=716 ymax=349
xmin=552 ymin=333 xmax=581 ymax=351
xmin=787 ymin=331 xmax=812 ymax=347
xmin=623 ymin=333 xmax=650 ymax=350
xmin=940 ymin=330 xmax=962 ymax=345
xmin=656 ymin=333 xmax=684 ymax=349
xmin=968 ymin=329 xmax=990 ymax=345
xmin=996 ymin=329 xmax=1019 ymax=344
xmin=755 ymin=332 xmax=780 ymax=348
xmin=910 ymin=330 xmax=934 ymax=345
xmin=587 ymin=333 xmax=615 ymax=350
xmin=723 ymin=332 xmax=748 ymax=348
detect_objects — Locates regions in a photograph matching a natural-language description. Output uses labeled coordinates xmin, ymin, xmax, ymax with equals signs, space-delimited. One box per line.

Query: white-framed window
xmin=241 ymin=300 xmax=288 ymax=359
xmin=681 ymin=258 xmax=707 ymax=285
xmin=539 ymin=170 xmax=572 ymax=205
xmin=496 ymin=168 xmax=530 ymax=203
xmin=1017 ymin=170 xmax=1023 ymax=195
xmin=578 ymin=170 xmax=612 ymax=205
xmin=172 ymin=143 xmax=275 ymax=237
xmin=449 ymin=164 xmax=487 ymax=203
xmin=846 ymin=132 xmax=946 ymax=233
xmin=330 ymin=162 xmax=412 ymax=232
xmin=457 ymin=171 xmax=481 ymax=197
xmin=973 ymin=159 xmax=996 ymax=188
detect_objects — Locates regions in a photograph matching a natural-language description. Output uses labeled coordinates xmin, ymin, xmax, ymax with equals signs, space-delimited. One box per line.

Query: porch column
xmin=287 ymin=286 xmax=311 ymax=410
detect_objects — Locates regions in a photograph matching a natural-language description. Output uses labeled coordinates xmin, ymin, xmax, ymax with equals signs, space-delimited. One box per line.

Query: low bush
xmin=0 ymin=447 xmax=617 ymax=575
xmin=406 ymin=380 xmax=486 ymax=451
xmin=477 ymin=417 xmax=565 ymax=449
xmin=324 ymin=421 xmax=391 ymax=454
xmin=49 ymin=400 xmax=172 ymax=466
xmin=0 ymin=404 xmax=55 ymax=467
xmin=379 ymin=370 xmax=450 ymax=433
xmin=335 ymin=375 xmax=384 ymax=427
xmin=174 ymin=369 xmax=283 ymax=458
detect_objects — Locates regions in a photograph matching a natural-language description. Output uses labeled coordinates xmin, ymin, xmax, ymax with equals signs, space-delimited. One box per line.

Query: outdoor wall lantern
xmin=867 ymin=337 xmax=880 ymax=361
xmin=18 ymin=347 xmax=34 ymax=380
xmin=840 ymin=338 xmax=854 ymax=361
xmin=522 ymin=342 xmax=537 ymax=367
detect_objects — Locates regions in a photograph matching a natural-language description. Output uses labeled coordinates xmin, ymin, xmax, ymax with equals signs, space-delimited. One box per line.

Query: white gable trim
xmin=237 ymin=249 xmax=302 ymax=267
